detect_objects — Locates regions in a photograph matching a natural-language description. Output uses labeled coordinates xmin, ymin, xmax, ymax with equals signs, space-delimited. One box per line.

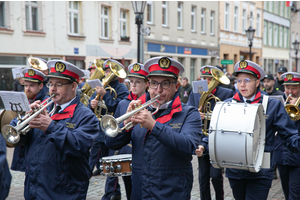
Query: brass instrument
xmin=100 ymin=95 xmax=160 ymax=137
xmin=94 ymin=60 xmax=127 ymax=121
xmin=80 ymin=59 xmax=105 ymax=106
xmin=198 ymin=68 xmax=230 ymax=136
xmin=28 ymin=57 xmax=48 ymax=71
xmin=1 ymin=94 xmax=56 ymax=145
xmin=284 ymin=94 xmax=300 ymax=121
xmin=0 ymin=109 xmax=18 ymax=147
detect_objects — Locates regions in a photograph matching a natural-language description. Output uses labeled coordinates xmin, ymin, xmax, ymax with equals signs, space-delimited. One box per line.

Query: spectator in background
xmin=12 ymin=78 xmax=24 ymax=92
xmin=78 ymin=78 xmax=86 ymax=89
xmin=274 ymin=66 xmax=287 ymax=92
xmin=179 ymin=77 xmax=193 ymax=104
xmin=262 ymin=74 xmax=285 ymax=98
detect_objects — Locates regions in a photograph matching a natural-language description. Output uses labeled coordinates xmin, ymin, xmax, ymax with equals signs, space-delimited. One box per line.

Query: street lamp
xmin=245 ymin=26 xmax=256 ymax=61
xmin=131 ymin=1 xmax=147 ymax=63
xmin=293 ymin=40 xmax=300 ymax=71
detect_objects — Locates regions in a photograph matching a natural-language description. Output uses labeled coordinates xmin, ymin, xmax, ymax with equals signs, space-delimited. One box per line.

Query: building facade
xmin=0 ymin=1 xmax=137 ymax=90
xmin=143 ymin=1 xmax=219 ymax=81
xmin=290 ymin=1 xmax=300 ymax=72
xmin=262 ymin=1 xmax=291 ymax=75
xmin=219 ymin=1 xmax=263 ymax=74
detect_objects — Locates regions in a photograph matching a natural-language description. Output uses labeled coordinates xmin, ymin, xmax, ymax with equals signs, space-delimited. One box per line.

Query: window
xmin=120 ymin=10 xmax=128 ymax=38
xmin=285 ymin=5 xmax=289 ymax=18
xmin=147 ymin=1 xmax=153 ymax=24
xmin=177 ymin=2 xmax=182 ymax=29
xmin=233 ymin=6 xmax=238 ymax=32
xmin=269 ymin=1 xmax=273 ymax=12
xmin=263 ymin=21 xmax=267 ymax=45
xmin=274 ymin=2 xmax=279 ymax=14
xmin=69 ymin=1 xmax=79 ymax=34
xmin=101 ymin=6 xmax=109 ymax=38
xmin=0 ymin=2 xmax=5 ymax=27
xmin=26 ymin=1 xmax=39 ymax=31
xmin=284 ymin=27 xmax=288 ymax=48
xmin=224 ymin=3 xmax=230 ymax=30
xmin=256 ymin=13 xmax=260 ymax=37
xmin=242 ymin=9 xmax=247 ymax=33
xmin=279 ymin=26 xmax=283 ymax=47
xmin=162 ymin=1 xmax=168 ymax=26
xmin=191 ymin=6 xmax=196 ymax=32
xmin=268 ymin=22 xmax=273 ymax=46
xmin=292 ymin=32 xmax=295 ymax=44
xmin=280 ymin=1 xmax=284 ymax=16
xmin=210 ymin=11 xmax=214 ymax=35
xmin=249 ymin=11 xmax=253 ymax=27
xmin=190 ymin=58 xmax=195 ymax=82
xmin=264 ymin=1 xmax=268 ymax=11
xmin=274 ymin=24 xmax=278 ymax=47
xmin=201 ymin=8 xmax=206 ymax=33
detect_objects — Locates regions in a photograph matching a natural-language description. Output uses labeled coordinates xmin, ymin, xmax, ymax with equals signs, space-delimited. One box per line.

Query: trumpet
xmin=284 ymin=94 xmax=300 ymax=121
xmin=1 ymin=94 xmax=56 ymax=145
xmin=100 ymin=95 xmax=160 ymax=137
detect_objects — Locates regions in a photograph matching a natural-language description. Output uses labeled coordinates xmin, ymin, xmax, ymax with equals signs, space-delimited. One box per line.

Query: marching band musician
xmin=88 ymin=59 xmax=129 ymax=180
xmin=10 ymin=60 xmax=100 ymax=199
xmin=225 ymin=60 xmax=300 ymax=200
xmin=103 ymin=63 xmax=149 ymax=200
xmin=106 ymin=57 xmax=204 ymax=200
xmin=188 ymin=66 xmax=234 ymax=200
xmin=0 ymin=134 xmax=11 ymax=200
xmin=274 ymin=72 xmax=300 ymax=200
xmin=11 ymin=68 xmax=49 ymax=172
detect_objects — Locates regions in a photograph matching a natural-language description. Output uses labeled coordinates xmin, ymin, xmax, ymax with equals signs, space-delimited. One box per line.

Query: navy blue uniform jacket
xmin=11 ymin=88 xmax=49 ymax=172
xmin=187 ymin=86 xmax=234 ymax=155
xmin=89 ymin=79 xmax=129 ymax=143
xmin=12 ymin=94 xmax=99 ymax=200
xmin=106 ymin=92 xmax=202 ymax=200
xmin=225 ymin=90 xmax=300 ymax=180
xmin=0 ymin=134 xmax=11 ymax=200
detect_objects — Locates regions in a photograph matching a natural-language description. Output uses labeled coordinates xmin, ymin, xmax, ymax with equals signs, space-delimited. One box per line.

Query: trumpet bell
xmin=101 ymin=115 xmax=120 ymax=137
xmin=2 ymin=125 xmax=20 ymax=144
xmin=285 ymin=104 xmax=300 ymax=121
xmin=28 ymin=57 xmax=48 ymax=71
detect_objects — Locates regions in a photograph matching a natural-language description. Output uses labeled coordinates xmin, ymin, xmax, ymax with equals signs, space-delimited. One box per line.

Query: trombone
xmin=1 ymin=94 xmax=56 ymax=145
xmin=284 ymin=94 xmax=300 ymax=121
xmin=100 ymin=95 xmax=160 ymax=137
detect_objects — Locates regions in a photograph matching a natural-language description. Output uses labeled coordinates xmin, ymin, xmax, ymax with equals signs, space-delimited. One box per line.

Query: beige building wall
xmin=219 ymin=1 xmax=263 ymax=74
xmin=290 ymin=1 xmax=300 ymax=71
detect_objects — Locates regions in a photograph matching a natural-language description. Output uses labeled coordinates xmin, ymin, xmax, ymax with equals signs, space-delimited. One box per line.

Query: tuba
xmin=94 ymin=60 xmax=127 ymax=121
xmin=1 ymin=94 xmax=56 ymax=146
xmin=80 ymin=59 xmax=105 ymax=106
xmin=28 ymin=57 xmax=48 ymax=71
xmin=198 ymin=68 xmax=230 ymax=136
xmin=284 ymin=94 xmax=300 ymax=121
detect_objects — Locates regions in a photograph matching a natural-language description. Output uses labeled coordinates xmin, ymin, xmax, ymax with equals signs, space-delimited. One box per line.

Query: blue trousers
xmin=198 ymin=155 xmax=224 ymax=200
xmin=228 ymin=178 xmax=272 ymax=200
xmin=277 ymin=164 xmax=300 ymax=200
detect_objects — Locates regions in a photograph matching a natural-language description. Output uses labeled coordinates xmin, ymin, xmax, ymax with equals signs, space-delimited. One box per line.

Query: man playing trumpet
xmin=106 ymin=57 xmax=204 ymax=200
xmin=9 ymin=60 xmax=100 ymax=199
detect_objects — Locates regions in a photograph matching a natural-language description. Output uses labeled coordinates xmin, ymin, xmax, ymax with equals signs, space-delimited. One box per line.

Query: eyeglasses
xmin=149 ymin=81 xmax=176 ymax=89
xmin=47 ymin=82 xmax=72 ymax=88
xmin=236 ymin=78 xmax=253 ymax=84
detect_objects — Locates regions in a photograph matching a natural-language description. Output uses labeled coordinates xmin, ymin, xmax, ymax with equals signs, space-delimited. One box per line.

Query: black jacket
xmin=179 ymin=83 xmax=193 ymax=103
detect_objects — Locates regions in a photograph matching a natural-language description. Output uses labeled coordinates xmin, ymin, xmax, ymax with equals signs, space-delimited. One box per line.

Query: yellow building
xmin=219 ymin=1 xmax=263 ymax=74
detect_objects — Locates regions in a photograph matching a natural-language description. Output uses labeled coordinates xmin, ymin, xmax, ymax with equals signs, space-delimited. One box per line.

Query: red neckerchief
xmin=233 ymin=90 xmax=262 ymax=104
xmin=212 ymin=88 xmax=217 ymax=95
xmin=156 ymin=95 xmax=182 ymax=124
xmin=127 ymin=92 xmax=138 ymax=101
xmin=51 ymin=104 xmax=77 ymax=120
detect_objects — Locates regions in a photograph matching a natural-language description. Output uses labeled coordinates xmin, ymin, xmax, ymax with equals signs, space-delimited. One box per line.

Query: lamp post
xmin=293 ymin=40 xmax=300 ymax=71
xmin=131 ymin=1 xmax=147 ymax=63
xmin=245 ymin=26 xmax=256 ymax=61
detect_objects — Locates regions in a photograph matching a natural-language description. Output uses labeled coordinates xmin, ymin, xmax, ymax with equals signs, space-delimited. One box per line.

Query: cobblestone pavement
xmin=6 ymin=148 xmax=285 ymax=200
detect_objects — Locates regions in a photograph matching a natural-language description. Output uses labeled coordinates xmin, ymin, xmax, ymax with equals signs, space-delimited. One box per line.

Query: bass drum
xmin=209 ymin=102 xmax=265 ymax=173
xmin=0 ymin=109 xmax=18 ymax=147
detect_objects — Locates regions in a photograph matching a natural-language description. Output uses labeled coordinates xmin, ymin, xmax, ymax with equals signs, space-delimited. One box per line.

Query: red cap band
xmin=284 ymin=78 xmax=300 ymax=82
xmin=25 ymin=73 xmax=43 ymax=82
xmin=238 ymin=65 xmax=261 ymax=79
xmin=149 ymin=64 xmax=180 ymax=75
xmin=50 ymin=68 xmax=80 ymax=82
xmin=130 ymin=69 xmax=148 ymax=76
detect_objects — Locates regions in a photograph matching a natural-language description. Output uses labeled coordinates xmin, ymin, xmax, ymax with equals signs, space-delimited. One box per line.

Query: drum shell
xmin=209 ymin=102 xmax=266 ymax=173
xmin=101 ymin=154 xmax=132 ymax=176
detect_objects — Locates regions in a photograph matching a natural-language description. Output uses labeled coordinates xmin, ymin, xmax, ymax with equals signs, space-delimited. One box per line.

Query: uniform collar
xmin=50 ymin=94 xmax=80 ymax=120
xmin=233 ymin=88 xmax=262 ymax=104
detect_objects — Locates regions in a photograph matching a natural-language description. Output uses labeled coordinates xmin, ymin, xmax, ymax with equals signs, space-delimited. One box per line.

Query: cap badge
xmin=55 ymin=62 xmax=66 ymax=73
xmin=158 ymin=57 xmax=171 ymax=69
xmin=204 ymin=67 xmax=210 ymax=73
xmin=133 ymin=64 xmax=141 ymax=72
xmin=28 ymin=69 xmax=35 ymax=76
xmin=239 ymin=60 xmax=248 ymax=69
xmin=287 ymin=74 xmax=293 ymax=81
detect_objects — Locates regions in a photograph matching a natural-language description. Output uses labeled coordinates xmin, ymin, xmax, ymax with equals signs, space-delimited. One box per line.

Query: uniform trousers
xmin=228 ymin=178 xmax=272 ymax=200
xmin=198 ymin=155 xmax=224 ymax=200
xmin=277 ymin=164 xmax=300 ymax=200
